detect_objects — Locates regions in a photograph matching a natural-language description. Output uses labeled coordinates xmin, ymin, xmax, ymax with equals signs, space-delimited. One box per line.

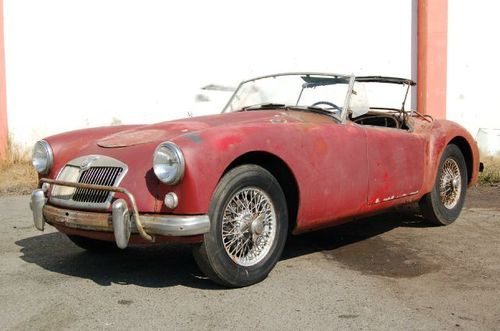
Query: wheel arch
xmin=222 ymin=151 xmax=300 ymax=232
xmin=448 ymin=136 xmax=473 ymax=184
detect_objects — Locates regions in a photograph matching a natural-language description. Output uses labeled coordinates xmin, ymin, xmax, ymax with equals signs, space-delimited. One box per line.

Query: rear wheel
xmin=419 ymin=144 xmax=467 ymax=225
xmin=193 ymin=165 xmax=288 ymax=287
xmin=67 ymin=235 xmax=119 ymax=252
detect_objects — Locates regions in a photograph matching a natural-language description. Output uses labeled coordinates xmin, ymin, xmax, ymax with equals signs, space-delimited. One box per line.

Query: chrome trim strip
xmin=142 ymin=214 xmax=210 ymax=236
xmin=66 ymin=155 xmax=128 ymax=168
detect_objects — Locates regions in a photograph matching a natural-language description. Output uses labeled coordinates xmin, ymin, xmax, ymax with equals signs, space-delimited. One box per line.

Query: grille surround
xmin=50 ymin=155 xmax=128 ymax=210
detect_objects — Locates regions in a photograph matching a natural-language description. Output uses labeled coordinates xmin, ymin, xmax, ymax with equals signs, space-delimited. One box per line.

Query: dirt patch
xmin=117 ymin=299 xmax=133 ymax=306
xmin=465 ymin=184 xmax=500 ymax=210
xmin=323 ymin=236 xmax=440 ymax=278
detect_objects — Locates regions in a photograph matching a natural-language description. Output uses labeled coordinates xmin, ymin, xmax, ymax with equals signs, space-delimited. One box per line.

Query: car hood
xmin=97 ymin=110 xmax=307 ymax=148
xmin=97 ymin=121 xmax=210 ymax=148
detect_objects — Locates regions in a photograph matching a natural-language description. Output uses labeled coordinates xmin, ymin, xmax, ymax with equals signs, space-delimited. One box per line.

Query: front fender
xmin=158 ymin=124 xmax=300 ymax=215
xmin=419 ymin=119 xmax=479 ymax=195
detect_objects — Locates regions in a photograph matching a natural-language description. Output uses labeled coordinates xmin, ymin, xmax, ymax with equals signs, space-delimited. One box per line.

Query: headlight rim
xmin=32 ymin=140 xmax=54 ymax=175
xmin=153 ymin=141 xmax=185 ymax=185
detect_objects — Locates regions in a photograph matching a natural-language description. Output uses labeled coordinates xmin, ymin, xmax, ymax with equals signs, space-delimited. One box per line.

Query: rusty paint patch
xmin=97 ymin=129 xmax=166 ymax=148
xmin=313 ymin=139 xmax=328 ymax=155
xmin=183 ymin=132 xmax=202 ymax=144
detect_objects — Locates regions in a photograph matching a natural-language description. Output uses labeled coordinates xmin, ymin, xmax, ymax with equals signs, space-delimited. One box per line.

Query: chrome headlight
xmin=32 ymin=140 xmax=54 ymax=175
xmin=153 ymin=142 xmax=185 ymax=185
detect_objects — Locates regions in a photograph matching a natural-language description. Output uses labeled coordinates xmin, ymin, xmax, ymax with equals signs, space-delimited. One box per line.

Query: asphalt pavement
xmin=0 ymin=190 xmax=499 ymax=330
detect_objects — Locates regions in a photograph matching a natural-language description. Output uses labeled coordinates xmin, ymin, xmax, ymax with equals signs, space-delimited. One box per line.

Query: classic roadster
xmin=30 ymin=72 xmax=480 ymax=287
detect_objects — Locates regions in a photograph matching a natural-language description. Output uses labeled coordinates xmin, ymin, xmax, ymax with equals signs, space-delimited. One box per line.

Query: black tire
xmin=193 ymin=165 xmax=288 ymax=288
xmin=67 ymin=235 xmax=119 ymax=252
xmin=419 ymin=144 xmax=468 ymax=225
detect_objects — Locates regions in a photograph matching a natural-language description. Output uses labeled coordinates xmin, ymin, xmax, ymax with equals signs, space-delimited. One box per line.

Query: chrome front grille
xmin=50 ymin=155 xmax=128 ymax=210
xmin=72 ymin=167 xmax=123 ymax=203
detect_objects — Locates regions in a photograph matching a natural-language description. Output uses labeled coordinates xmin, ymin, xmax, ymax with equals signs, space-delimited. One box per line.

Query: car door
xmin=364 ymin=126 xmax=425 ymax=205
xmin=294 ymin=121 xmax=369 ymax=230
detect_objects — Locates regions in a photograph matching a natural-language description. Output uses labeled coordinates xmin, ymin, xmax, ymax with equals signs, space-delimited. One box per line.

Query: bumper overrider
xmin=30 ymin=178 xmax=210 ymax=248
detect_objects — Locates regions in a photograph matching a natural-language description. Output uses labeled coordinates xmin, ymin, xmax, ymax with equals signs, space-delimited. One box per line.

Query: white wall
xmin=5 ymin=0 xmax=414 ymax=148
xmin=447 ymin=0 xmax=500 ymax=140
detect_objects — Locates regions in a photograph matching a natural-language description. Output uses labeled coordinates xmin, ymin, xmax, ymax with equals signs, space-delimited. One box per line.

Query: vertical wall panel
xmin=0 ymin=0 xmax=7 ymax=159
xmin=4 ymin=0 xmax=413 ymax=147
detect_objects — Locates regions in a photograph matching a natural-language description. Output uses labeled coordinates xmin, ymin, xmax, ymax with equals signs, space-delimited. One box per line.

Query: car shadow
xmin=15 ymin=232 xmax=222 ymax=290
xmin=16 ymin=209 xmax=432 ymax=288
xmin=282 ymin=209 xmax=430 ymax=261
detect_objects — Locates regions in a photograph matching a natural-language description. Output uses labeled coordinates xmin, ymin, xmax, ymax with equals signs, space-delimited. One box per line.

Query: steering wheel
xmin=311 ymin=101 xmax=342 ymax=112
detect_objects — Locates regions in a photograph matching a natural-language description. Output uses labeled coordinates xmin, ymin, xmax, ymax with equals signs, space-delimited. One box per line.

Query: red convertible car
xmin=30 ymin=72 xmax=480 ymax=287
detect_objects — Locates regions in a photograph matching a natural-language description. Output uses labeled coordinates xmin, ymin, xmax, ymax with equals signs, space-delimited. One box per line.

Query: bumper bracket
xmin=30 ymin=179 xmax=210 ymax=249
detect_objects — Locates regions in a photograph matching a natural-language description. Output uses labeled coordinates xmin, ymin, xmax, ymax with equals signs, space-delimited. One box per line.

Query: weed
xmin=0 ymin=138 xmax=37 ymax=195
xmin=478 ymin=156 xmax=500 ymax=185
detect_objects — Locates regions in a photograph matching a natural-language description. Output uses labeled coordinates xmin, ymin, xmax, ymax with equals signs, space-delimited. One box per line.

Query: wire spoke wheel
xmin=419 ymin=144 xmax=467 ymax=226
xmin=193 ymin=165 xmax=288 ymax=287
xmin=221 ymin=187 xmax=277 ymax=267
xmin=439 ymin=158 xmax=462 ymax=209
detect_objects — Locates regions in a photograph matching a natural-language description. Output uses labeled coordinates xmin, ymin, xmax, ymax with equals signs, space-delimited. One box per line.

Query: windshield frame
xmin=221 ymin=72 xmax=355 ymax=123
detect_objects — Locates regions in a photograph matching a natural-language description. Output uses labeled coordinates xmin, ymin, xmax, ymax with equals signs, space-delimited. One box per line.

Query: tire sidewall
xmin=203 ymin=165 xmax=288 ymax=287
xmin=430 ymin=144 xmax=468 ymax=224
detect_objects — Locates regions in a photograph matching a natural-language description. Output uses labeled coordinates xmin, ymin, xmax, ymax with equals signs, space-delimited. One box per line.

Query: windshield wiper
xmin=241 ymin=103 xmax=286 ymax=111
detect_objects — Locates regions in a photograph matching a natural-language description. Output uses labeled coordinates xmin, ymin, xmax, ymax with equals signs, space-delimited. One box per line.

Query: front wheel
xmin=419 ymin=144 xmax=468 ymax=225
xmin=193 ymin=165 xmax=288 ymax=287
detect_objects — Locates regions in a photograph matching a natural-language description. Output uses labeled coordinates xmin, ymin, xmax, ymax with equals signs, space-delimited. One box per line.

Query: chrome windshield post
xmin=341 ymin=74 xmax=356 ymax=123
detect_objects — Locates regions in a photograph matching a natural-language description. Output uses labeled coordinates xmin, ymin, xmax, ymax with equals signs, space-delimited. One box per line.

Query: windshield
xmin=355 ymin=81 xmax=412 ymax=112
xmin=223 ymin=73 xmax=352 ymax=120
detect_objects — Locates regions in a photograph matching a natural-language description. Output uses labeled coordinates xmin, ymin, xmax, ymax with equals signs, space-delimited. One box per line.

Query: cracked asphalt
xmin=0 ymin=186 xmax=499 ymax=330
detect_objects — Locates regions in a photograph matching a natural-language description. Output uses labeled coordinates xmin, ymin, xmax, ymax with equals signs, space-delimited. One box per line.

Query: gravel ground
xmin=0 ymin=186 xmax=499 ymax=330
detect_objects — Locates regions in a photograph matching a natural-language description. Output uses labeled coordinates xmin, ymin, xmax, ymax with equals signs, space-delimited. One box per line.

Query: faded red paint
xmin=42 ymin=109 xmax=479 ymax=240
xmin=215 ymin=134 xmax=243 ymax=151
xmin=365 ymin=127 xmax=425 ymax=204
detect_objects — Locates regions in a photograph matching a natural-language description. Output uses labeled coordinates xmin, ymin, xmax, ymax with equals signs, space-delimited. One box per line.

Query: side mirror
xmin=349 ymin=83 xmax=370 ymax=118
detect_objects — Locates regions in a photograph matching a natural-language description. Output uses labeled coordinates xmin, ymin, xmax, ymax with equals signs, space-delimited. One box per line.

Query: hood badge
xmin=80 ymin=156 xmax=100 ymax=171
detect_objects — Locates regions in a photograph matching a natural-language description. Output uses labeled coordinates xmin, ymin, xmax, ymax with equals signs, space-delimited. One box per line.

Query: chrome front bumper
xmin=30 ymin=179 xmax=210 ymax=249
